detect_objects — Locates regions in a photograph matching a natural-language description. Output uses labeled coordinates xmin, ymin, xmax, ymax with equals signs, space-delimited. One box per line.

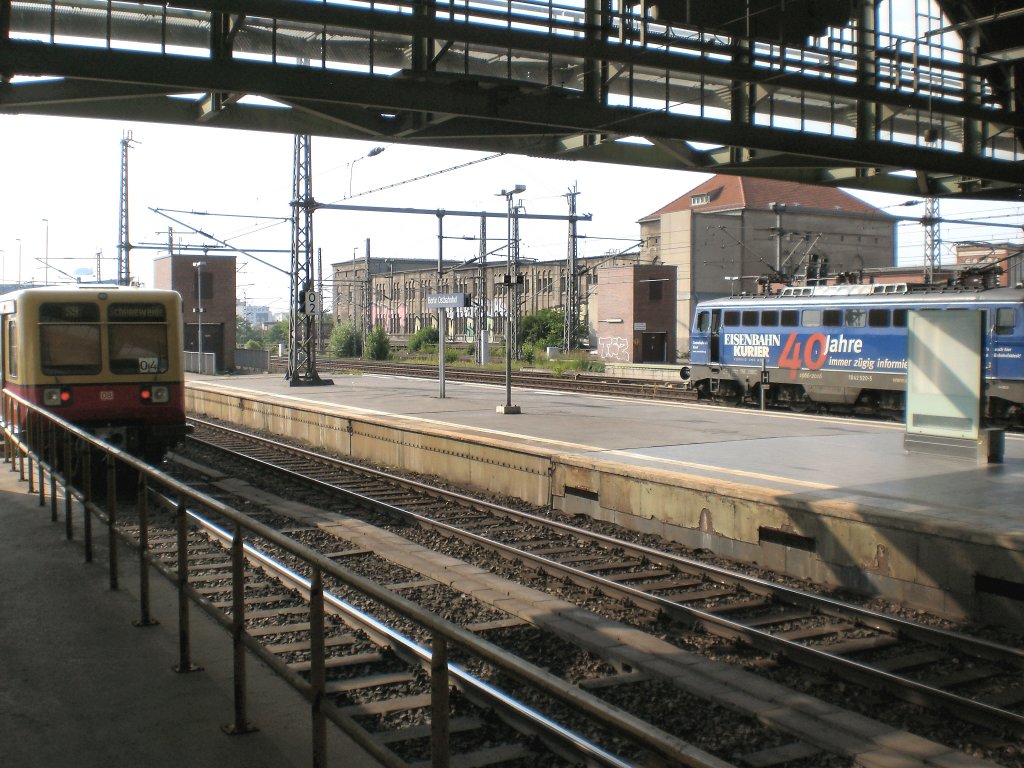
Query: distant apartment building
xmin=238 ymin=301 xmax=274 ymax=326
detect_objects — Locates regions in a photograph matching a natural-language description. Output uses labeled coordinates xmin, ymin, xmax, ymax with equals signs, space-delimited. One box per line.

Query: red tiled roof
xmin=640 ymin=175 xmax=889 ymax=221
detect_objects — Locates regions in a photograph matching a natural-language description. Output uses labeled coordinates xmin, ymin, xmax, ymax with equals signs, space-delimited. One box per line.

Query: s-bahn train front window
xmin=39 ymin=303 xmax=102 ymax=375
xmin=107 ymin=303 xmax=169 ymax=374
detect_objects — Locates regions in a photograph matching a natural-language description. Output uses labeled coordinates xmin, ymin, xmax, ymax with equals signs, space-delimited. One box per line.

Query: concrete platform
xmin=185 ymin=372 xmax=1024 ymax=629
xmin=0 ymin=459 xmax=383 ymax=768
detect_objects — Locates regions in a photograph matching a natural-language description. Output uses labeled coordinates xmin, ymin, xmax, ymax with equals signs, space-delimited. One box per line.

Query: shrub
xmin=366 ymin=326 xmax=391 ymax=360
xmin=520 ymin=341 xmax=536 ymax=365
xmin=408 ymin=326 xmax=439 ymax=352
xmin=328 ymin=322 xmax=363 ymax=357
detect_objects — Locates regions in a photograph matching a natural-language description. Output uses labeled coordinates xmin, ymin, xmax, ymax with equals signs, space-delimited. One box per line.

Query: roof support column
xmin=962 ymin=25 xmax=983 ymax=167
xmin=582 ymin=0 xmax=609 ymax=148
xmin=855 ymin=0 xmax=878 ymax=144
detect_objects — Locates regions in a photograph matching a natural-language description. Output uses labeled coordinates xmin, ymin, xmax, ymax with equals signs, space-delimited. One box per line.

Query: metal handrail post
xmin=134 ymin=472 xmax=157 ymax=627
xmin=106 ymin=452 xmax=119 ymax=590
xmin=83 ymin=448 xmax=93 ymax=562
xmin=2 ymin=396 xmax=9 ymax=465
xmin=174 ymin=496 xmax=198 ymax=673
xmin=309 ymin=566 xmax=327 ymax=768
xmin=226 ymin=523 xmax=254 ymax=734
xmin=63 ymin=432 xmax=73 ymax=540
xmin=431 ymin=632 xmax=450 ymax=768
xmin=36 ymin=414 xmax=45 ymax=505
xmin=27 ymin=410 xmax=35 ymax=492
xmin=19 ymin=403 xmax=27 ymax=481
xmin=49 ymin=423 xmax=57 ymax=521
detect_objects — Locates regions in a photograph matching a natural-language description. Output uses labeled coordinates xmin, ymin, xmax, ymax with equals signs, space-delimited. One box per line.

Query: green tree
xmin=329 ymin=321 xmax=363 ymax=357
xmin=264 ymin=319 xmax=289 ymax=349
xmin=366 ymin=326 xmax=391 ymax=360
xmin=236 ymin=315 xmax=260 ymax=347
xmin=519 ymin=308 xmax=564 ymax=348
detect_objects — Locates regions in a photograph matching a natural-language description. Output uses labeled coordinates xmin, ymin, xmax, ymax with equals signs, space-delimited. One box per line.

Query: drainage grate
xmin=758 ymin=527 xmax=816 ymax=553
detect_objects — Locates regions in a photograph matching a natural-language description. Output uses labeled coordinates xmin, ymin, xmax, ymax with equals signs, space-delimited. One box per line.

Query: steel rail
xmin=186 ymin=417 xmax=1024 ymax=737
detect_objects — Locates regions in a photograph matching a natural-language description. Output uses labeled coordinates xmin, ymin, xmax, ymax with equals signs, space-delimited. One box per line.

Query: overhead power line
xmin=332 ymin=153 xmax=505 ymax=204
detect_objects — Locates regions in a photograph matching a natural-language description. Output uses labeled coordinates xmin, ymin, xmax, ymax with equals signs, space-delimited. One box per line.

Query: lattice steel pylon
xmin=923 ymin=196 xmax=941 ymax=284
xmin=563 ymin=186 xmax=580 ymax=353
xmin=116 ymin=131 xmax=137 ymax=286
xmin=287 ymin=134 xmax=331 ymax=386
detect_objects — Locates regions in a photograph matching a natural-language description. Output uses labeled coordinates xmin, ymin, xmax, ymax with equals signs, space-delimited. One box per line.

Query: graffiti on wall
xmin=597 ymin=336 xmax=631 ymax=362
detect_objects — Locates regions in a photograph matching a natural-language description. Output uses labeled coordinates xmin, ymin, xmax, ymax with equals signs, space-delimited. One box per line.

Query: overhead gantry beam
xmin=1 ymin=0 xmax=1022 ymax=199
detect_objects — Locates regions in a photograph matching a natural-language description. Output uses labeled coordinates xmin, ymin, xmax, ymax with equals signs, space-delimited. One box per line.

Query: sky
xmin=2 ymin=113 xmax=1021 ymax=314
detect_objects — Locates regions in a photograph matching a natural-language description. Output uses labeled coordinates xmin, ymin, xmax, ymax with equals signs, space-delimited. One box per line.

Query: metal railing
xmin=0 ymin=388 xmax=715 ymax=768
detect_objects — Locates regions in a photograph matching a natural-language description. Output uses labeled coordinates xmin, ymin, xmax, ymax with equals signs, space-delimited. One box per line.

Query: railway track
xmin=268 ymin=358 xmax=1024 ymax=430
xmin=174 ymin=417 xmax=1024 ymax=766
xmin=119 ymin=483 xmax=714 ymax=768
xmin=271 ymin=357 xmax=700 ymax=403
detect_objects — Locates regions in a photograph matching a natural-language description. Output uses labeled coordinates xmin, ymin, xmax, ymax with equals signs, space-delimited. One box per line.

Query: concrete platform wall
xmin=552 ymin=455 xmax=1024 ymax=628
xmin=187 ymin=387 xmax=552 ymax=506
xmin=186 ymin=385 xmax=1024 ymax=629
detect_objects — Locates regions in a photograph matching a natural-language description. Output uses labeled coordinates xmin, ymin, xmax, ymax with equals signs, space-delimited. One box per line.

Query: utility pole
xmin=563 ymin=186 xmax=580 ymax=353
xmin=510 ymin=198 xmax=523 ymax=360
xmin=287 ymin=134 xmax=331 ymax=386
xmin=364 ymin=238 xmax=373 ymax=350
xmin=477 ymin=216 xmax=488 ymax=365
xmin=117 ymin=132 xmax=137 ymax=286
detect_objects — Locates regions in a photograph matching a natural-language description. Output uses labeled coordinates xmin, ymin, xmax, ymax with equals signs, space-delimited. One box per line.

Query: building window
xmin=649 ymin=281 xmax=662 ymax=301
xmin=691 ymin=193 xmax=711 ymax=206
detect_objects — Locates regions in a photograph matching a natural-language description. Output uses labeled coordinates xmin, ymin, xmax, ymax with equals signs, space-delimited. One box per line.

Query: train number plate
xmin=100 ymin=391 xmax=115 ymax=401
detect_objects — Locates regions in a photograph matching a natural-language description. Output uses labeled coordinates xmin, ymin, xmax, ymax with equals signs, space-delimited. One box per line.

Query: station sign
xmin=427 ymin=293 xmax=471 ymax=309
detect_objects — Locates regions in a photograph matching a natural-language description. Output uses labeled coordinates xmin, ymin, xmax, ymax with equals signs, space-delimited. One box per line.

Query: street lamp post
xmin=348 ymin=146 xmax=386 ymax=197
xmin=16 ymin=238 xmax=22 ymax=285
xmin=193 ymin=260 xmax=207 ymax=373
xmin=496 ymin=185 xmax=525 ymax=415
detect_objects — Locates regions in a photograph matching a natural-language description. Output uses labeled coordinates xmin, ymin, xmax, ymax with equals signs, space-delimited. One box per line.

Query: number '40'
xmin=779 ymin=332 xmax=828 ymax=377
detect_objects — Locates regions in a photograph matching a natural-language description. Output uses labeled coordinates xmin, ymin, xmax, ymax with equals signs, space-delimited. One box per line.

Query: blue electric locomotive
xmin=680 ymin=283 xmax=1024 ymax=421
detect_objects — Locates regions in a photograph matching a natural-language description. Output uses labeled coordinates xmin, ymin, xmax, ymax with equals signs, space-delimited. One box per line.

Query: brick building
xmin=154 ymin=254 xmax=236 ymax=372
xmin=594 ymin=265 xmax=677 ymax=364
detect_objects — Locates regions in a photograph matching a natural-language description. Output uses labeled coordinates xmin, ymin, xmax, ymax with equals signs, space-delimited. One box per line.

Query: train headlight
xmin=43 ymin=387 xmax=71 ymax=406
xmin=141 ymin=385 xmax=170 ymax=404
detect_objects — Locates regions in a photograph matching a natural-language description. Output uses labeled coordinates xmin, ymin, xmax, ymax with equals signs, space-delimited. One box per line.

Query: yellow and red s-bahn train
xmin=0 ymin=286 xmax=189 ymax=462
